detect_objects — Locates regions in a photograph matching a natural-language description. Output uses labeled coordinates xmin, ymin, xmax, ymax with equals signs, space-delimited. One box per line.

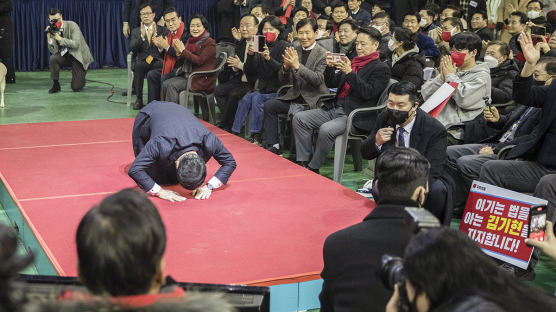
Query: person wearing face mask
xmin=419 ymin=7 xmax=438 ymax=35
xmin=361 ymin=81 xmax=449 ymax=221
xmin=385 ymin=228 xmax=556 ymax=312
xmin=421 ymin=32 xmax=491 ymax=143
xmin=319 ymin=147 xmax=428 ymax=312
xmin=527 ymin=0 xmax=544 ymax=20
xmin=371 ymin=12 xmax=393 ymax=61
xmin=388 ymin=28 xmax=426 ymax=89
xmin=231 ymin=16 xmax=289 ymax=144
xmin=434 ymin=17 xmax=462 ymax=57
xmin=484 ymin=41 xmax=520 ymax=104
xmin=315 ymin=15 xmax=334 ymax=50
xmin=333 ymin=19 xmax=359 ymax=60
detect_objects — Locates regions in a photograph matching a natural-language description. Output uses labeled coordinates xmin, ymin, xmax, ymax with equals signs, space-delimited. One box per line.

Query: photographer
xmin=385 ymin=228 xmax=556 ymax=312
xmin=46 ymin=8 xmax=93 ymax=94
xmin=319 ymin=147 xmax=429 ymax=312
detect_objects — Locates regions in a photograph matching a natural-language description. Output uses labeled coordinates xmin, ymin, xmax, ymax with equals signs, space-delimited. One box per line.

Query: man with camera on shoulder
xmin=46 ymin=8 xmax=93 ymax=94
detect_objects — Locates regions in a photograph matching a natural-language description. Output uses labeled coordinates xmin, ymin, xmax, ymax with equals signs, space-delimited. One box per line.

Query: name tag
xmin=469 ymin=1 xmax=478 ymax=8
xmin=146 ymin=55 xmax=153 ymax=64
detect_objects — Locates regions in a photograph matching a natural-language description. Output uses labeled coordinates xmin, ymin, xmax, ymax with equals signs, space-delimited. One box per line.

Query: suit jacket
xmin=508 ymin=77 xmax=556 ymax=170
xmin=179 ymin=34 xmax=217 ymax=93
xmin=417 ymin=32 xmax=439 ymax=58
xmin=130 ymin=24 xmax=165 ymax=63
xmin=276 ymin=43 xmax=329 ymax=108
xmin=319 ymin=202 xmax=413 ymax=312
xmin=123 ymin=0 xmax=176 ymax=29
xmin=360 ymin=108 xmax=447 ymax=179
xmin=48 ymin=20 xmax=94 ymax=70
xmin=324 ymin=58 xmax=391 ymax=132
xmin=129 ymin=101 xmax=236 ymax=192
xmin=349 ymin=8 xmax=372 ymax=27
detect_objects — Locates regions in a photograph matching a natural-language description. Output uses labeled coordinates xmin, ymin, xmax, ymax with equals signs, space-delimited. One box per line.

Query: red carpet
xmin=0 ymin=118 xmax=374 ymax=285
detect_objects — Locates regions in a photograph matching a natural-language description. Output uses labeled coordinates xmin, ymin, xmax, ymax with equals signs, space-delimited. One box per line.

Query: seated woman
xmin=386 ymin=228 xmax=556 ymax=312
xmin=388 ymin=28 xmax=425 ymax=89
xmin=161 ymin=14 xmax=216 ymax=104
xmin=231 ymin=15 xmax=289 ymax=144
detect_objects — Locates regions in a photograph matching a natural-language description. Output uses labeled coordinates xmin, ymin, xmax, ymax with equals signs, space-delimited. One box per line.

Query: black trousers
xmin=0 ymin=15 xmax=14 ymax=80
xmin=146 ymin=68 xmax=175 ymax=104
xmin=49 ymin=53 xmax=87 ymax=91
xmin=134 ymin=59 xmax=162 ymax=102
xmin=263 ymin=98 xmax=291 ymax=146
xmin=214 ymin=79 xmax=251 ymax=129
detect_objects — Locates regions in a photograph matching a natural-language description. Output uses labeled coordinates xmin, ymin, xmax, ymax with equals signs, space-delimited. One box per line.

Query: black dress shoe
xmin=122 ymin=89 xmax=136 ymax=96
xmin=133 ymin=98 xmax=144 ymax=110
xmin=6 ymin=76 xmax=15 ymax=84
xmin=48 ymin=81 xmax=61 ymax=94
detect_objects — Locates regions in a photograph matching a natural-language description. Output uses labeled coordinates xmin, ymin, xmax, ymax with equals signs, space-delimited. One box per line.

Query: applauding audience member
xmin=347 ymin=0 xmax=371 ymax=27
xmin=388 ymin=28 xmax=426 ymax=89
xmin=470 ymin=10 xmax=493 ymax=42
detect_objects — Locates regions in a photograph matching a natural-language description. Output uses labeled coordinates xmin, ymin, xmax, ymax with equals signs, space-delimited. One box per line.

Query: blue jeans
xmin=232 ymin=91 xmax=277 ymax=134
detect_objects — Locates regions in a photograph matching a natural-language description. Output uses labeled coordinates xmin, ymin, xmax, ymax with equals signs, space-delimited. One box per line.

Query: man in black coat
xmin=293 ymin=27 xmax=390 ymax=172
xmin=485 ymin=41 xmax=519 ymax=104
xmin=319 ymin=147 xmax=429 ymax=312
xmin=122 ymin=0 xmax=175 ymax=38
xmin=130 ymin=3 xmax=164 ymax=108
xmin=129 ymin=101 xmax=237 ymax=202
xmin=360 ymin=81 xmax=448 ymax=221
xmin=0 ymin=0 xmax=14 ymax=83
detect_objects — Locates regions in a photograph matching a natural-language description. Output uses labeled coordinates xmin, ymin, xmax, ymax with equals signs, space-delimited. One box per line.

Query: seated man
xmin=370 ymin=12 xmax=392 ymax=61
xmin=263 ymin=18 xmax=328 ymax=155
xmin=316 ymin=15 xmax=334 ymax=51
xmin=401 ymin=12 xmax=439 ymax=58
xmin=433 ymin=17 xmax=463 ymax=57
xmin=470 ymin=10 xmax=493 ymax=42
xmin=74 ymin=188 xmax=185 ymax=303
xmin=506 ymin=11 xmax=528 ymax=63
xmin=130 ymin=3 xmax=164 ymax=109
xmin=129 ymin=101 xmax=236 ymax=202
xmin=485 ymin=41 xmax=520 ymax=104
xmin=330 ymin=0 xmax=349 ymax=34
xmin=348 ymin=0 xmax=371 ymax=27
xmin=419 ymin=6 xmax=438 ymax=35
xmin=333 ymin=19 xmax=358 ymax=60
xmin=360 ymin=81 xmax=448 ymax=220
xmin=319 ymin=147 xmax=429 ymax=312
xmin=421 ymin=32 xmax=491 ymax=142
xmin=293 ymin=26 xmax=390 ymax=173
xmin=46 ymin=8 xmax=93 ymax=93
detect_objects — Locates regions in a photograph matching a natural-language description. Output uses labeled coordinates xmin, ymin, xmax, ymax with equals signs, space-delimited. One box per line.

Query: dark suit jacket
xmin=123 ymin=0 xmax=175 ymax=29
xmin=129 ymin=101 xmax=236 ymax=192
xmin=244 ymin=39 xmax=290 ymax=94
xmin=161 ymin=29 xmax=189 ymax=72
xmin=389 ymin=51 xmax=426 ymax=90
xmin=319 ymin=202 xmax=413 ymax=312
xmin=221 ymin=39 xmax=259 ymax=87
xmin=349 ymin=8 xmax=372 ymax=26
xmin=509 ymin=77 xmax=556 ymax=169
xmin=324 ymin=58 xmax=391 ymax=132
xmin=474 ymin=27 xmax=493 ymax=42
xmin=130 ymin=24 xmax=165 ymax=63
xmin=360 ymin=108 xmax=447 ymax=179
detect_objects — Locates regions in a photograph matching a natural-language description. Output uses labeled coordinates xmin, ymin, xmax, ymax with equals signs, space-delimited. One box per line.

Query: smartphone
xmin=253 ymin=35 xmax=265 ymax=52
xmin=531 ymin=26 xmax=546 ymax=37
xmin=483 ymin=96 xmax=491 ymax=113
xmin=330 ymin=53 xmax=345 ymax=63
xmin=528 ymin=204 xmax=548 ymax=242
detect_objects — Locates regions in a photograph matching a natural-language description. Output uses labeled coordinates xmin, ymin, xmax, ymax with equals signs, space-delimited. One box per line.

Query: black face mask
xmin=533 ymin=79 xmax=546 ymax=86
xmin=387 ymin=108 xmax=411 ymax=125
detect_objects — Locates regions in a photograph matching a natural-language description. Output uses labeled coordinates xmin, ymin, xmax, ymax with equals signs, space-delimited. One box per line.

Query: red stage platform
xmin=0 ymin=118 xmax=373 ymax=285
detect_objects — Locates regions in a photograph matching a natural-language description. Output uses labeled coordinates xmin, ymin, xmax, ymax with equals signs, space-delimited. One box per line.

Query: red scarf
xmin=162 ymin=21 xmax=186 ymax=75
xmin=333 ymin=22 xmax=339 ymax=34
xmin=337 ymin=51 xmax=379 ymax=99
xmin=279 ymin=0 xmax=293 ymax=24
xmin=186 ymin=30 xmax=207 ymax=53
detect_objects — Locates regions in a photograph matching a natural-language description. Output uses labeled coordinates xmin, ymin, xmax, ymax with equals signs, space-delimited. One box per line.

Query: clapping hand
xmin=173 ymin=39 xmax=185 ymax=55
xmin=231 ymin=27 xmax=241 ymax=41
xmin=283 ymin=47 xmax=300 ymax=70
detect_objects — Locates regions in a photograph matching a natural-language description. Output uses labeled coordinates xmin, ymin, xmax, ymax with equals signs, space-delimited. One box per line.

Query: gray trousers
xmin=446 ymin=144 xmax=496 ymax=208
xmin=49 ymin=53 xmax=86 ymax=91
xmin=292 ymin=107 xmax=346 ymax=169
xmin=162 ymin=76 xmax=188 ymax=104
xmin=534 ymin=174 xmax=556 ymax=222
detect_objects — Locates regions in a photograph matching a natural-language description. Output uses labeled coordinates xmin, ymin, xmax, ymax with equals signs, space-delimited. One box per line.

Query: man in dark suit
xmin=129 ymin=101 xmax=237 ymax=202
xmin=293 ymin=27 xmax=390 ymax=173
xmin=360 ymin=81 xmax=448 ymax=221
xmin=122 ymin=0 xmax=175 ymax=38
xmin=130 ymin=3 xmax=164 ymax=109
xmin=319 ymin=147 xmax=429 ymax=312
xmin=347 ymin=0 xmax=371 ymax=26
xmin=480 ymin=33 xmax=556 ymax=217
xmin=263 ymin=18 xmax=329 ymax=155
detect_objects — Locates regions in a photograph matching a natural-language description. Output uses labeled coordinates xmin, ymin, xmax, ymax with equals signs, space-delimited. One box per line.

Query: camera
xmin=46 ymin=19 xmax=63 ymax=35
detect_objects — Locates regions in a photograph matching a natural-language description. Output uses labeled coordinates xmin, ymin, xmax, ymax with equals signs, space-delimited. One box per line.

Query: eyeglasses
xmin=140 ymin=12 xmax=154 ymax=17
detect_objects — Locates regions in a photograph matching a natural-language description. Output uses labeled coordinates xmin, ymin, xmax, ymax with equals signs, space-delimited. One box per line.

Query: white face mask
xmin=372 ymin=24 xmax=383 ymax=33
xmin=316 ymin=29 xmax=327 ymax=39
xmin=388 ymin=38 xmax=396 ymax=51
xmin=484 ymin=55 xmax=499 ymax=68
xmin=527 ymin=10 xmax=541 ymax=19
xmin=419 ymin=18 xmax=428 ymax=28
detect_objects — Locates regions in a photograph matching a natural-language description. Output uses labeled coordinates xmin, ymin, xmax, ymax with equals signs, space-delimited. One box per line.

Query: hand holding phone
xmin=526 ymin=220 xmax=556 ymax=262
xmin=528 ymin=204 xmax=548 ymax=242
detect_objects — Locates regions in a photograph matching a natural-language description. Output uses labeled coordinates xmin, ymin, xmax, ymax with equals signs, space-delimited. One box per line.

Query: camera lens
xmin=379 ymin=254 xmax=405 ymax=290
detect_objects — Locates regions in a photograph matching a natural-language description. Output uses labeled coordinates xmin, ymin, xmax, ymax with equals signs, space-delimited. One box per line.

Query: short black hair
xmin=472 ymin=10 xmax=488 ymax=21
xmin=443 ymin=17 xmax=463 ymax=30
xmin=338 ymin=18 xmax=359 ymax=32
xmin=539 ymin=57 xmax=556 ymax=75
xmin=487 ymin=40 xmax=510 ymax=57
xmin=449 ymin=31 xmax=482 ymax=60
xmin=48 ymin=8 xmax=62 ymax=16
xmin=403 ymin=12 xmax=421 ymax=23
xmin=251 ymin=4 xmax=271 ymax=15
xmin=371 ymin=0 xmax=391 ymax=13
xmin=509 ymin=11 xmax=528 ymax=24
xmin=393 ymin=27 xmax=418 ymax=51
xmin=296 ymin=17 xmax=318 ymax=32
xmin=527 ymin=0 xmax=544 ymax=9
xmin=76 ymin=189 xmax=166 ymax=296
xmin=390 ymin=80 xmax=420 ymax=105
xmin=423 ymin=3 xmax=441 ymax=17
xmin=374 ymin=147 xmax=430 ymax=201
xmin=372 ymin=11 xmax=390 ymax=21
xmin=177 ymin=153 xmax=207 ymax=190
xmin=293 ymin=7 xmax=310 ymax=18
xmin=331 ymin=0 xmax=348 ymax=12
xmin=317 ymin=14 xmax=334 ymax=32
xmin=358 ymin=26 xmax=382 ymax=43
xmin=138 ymin=2 xmax=153 ymax=13
xmin=258 ymin=15 xmax=286 ymax=37
xmin=163 ymin=7 xmax=180 ymax=18
xmin=443 ymin=5 xmax=462 ymax=18
xmin=240 ymin=13 xmax=260 ymax=25
xmin=189 ymin=14 xmax=209 ymax=30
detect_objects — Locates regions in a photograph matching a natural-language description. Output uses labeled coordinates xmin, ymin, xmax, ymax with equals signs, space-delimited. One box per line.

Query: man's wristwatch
xmin=206 ymin=183 xmax=214 ymax=191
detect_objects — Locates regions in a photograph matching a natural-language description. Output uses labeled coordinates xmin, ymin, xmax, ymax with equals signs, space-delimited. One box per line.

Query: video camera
xmin=46 ymin=19 xmax=63 ymax=35
xmin=378 ymin=207 xmax=441 ymax=312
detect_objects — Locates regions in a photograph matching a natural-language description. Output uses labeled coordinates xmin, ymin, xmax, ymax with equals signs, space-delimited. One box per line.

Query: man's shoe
xmin=122 ymin=89 xmax=136 ymax=96
xmin=48 ymin=82 xmax=61 ymax=94
xmin=307 ymin=166 xmax=320 ymax=174
xmin=267 ymin=146 xmax=282 ymax=156
xmin=133 ymin=98 xmax=144 ymax=110
xmin=6 ymin=76 xmax=15 ymax=84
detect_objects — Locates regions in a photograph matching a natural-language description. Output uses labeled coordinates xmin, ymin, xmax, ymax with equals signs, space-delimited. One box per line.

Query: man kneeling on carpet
xmin=129 ymin=101 xmax=236 ymax=202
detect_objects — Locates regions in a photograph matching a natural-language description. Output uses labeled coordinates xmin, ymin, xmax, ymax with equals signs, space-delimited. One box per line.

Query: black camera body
xmin=46 ymin=19 xmax=63 ymax=35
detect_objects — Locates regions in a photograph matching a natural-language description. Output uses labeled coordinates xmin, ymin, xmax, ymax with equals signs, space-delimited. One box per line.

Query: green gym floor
xmin=0 ymin=69 xmax=555 ymax=304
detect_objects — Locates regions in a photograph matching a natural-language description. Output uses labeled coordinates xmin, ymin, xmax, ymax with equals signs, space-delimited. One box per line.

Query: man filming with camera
xmin=46 ymin=8 xmax=93 ymax=93
xmin=319 ymin=147 xmax=430 ymax=312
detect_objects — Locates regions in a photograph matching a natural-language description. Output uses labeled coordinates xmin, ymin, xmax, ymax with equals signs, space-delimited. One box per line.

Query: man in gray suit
xmin=263 ymin=18 xmax=328 ymax=155
xmin=46 ymin=8 xmax=94 ymax=93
